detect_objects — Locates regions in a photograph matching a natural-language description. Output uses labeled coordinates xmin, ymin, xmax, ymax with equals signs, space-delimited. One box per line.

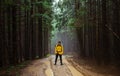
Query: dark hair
xmin=57 ymin=41 xmax=61 ymax=46
xmin=58 ymin=41 xmax=61 ymax=43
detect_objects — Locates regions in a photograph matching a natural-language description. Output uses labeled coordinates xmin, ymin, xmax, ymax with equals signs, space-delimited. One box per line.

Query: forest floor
xmin=20 ymin=55 xmax=120 ymax=76
xmin=0 ymin=55 xmax=120 ymax=76
xmin=67 ymin=56 xmax=120 ymax=76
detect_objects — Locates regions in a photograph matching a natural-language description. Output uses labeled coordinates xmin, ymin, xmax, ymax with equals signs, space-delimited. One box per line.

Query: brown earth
xmin=1 ymin=55 xmax=120 ymax=76
xmin=67 ymin=56 xmax=120 ymax=76
xmin=20 ymin=55 xmax=83 ymax=76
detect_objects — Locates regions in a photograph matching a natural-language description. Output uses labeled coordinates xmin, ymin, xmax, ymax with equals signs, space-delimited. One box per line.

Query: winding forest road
xmin=20 ymin=55 xmax=84 ymax=76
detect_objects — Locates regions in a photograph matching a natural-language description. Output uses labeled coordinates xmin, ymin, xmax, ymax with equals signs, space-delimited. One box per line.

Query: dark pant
xmin=55 ymin=54 xmax=63 ymax=65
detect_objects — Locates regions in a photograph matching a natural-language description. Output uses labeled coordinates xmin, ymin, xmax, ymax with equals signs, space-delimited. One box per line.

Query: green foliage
xmin=43 ymin=0 xmax=52 ymax=9
xmin=21 ymin=5 xmax=31 ymax=11
xmin=32 ymin=13 xmax=51 ymax=20
xmin=77 ymin=7 xmax=86 ymax=16
xmin=67 ymin=18 xmax=76 ymax=26
xmin=17 ymin=0 xmax=53 ymax=31
xmin=6 ymin=66 xmax=15 ymax=73
xmin=45 ymin=54 xmax=51 ymax=57
xmin=3 ymin=61 xmax=30 ymax=76
xmin=33 ymin=1 xmax=43 ymax=5
xmin=52 ymin=0 xmax=75 ymax=31
xmin=35 ymin=56 xmax=39 ymax=59
xmin=4 ymin=0 xmax=14 ymax=5
xmin=34 ymin=0 xmax=52 ymax=28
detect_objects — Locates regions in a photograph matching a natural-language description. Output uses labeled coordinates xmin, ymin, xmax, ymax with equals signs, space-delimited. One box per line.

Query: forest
xmin=0 ymin=0 xmax=120 ymax=73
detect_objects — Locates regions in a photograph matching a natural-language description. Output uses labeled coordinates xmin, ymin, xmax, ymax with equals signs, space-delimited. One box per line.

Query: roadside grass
xmin=45 ymin=53 xmax=51 ymax=58
xmin=0 ymin=61 xmax=30 ymax=76
xmin=0 ymin=55 xmax=50 ymax=76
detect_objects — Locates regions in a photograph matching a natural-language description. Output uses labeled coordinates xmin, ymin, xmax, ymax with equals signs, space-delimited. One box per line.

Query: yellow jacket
xmin=55 ymin=45 xmax=64 ymax=55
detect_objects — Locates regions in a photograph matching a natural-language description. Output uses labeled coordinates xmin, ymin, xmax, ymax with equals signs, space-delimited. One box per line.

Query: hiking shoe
xmin=61 ymin=63 xmax=63 ymax=65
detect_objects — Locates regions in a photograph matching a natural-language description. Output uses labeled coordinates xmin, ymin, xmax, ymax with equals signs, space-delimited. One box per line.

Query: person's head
xmin=58 ymin=41 xmax=61 ymax=43
xmin=57 ymin=41 xmax=61 ymax=45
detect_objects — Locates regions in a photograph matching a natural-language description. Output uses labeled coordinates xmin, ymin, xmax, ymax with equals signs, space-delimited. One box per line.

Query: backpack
xmin=56 ymin=45 xmax=62 ymax=52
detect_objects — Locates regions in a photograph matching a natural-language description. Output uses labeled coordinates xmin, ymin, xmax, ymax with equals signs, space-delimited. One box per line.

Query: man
xmin=54 ymin=41 xmax=64 ymax=65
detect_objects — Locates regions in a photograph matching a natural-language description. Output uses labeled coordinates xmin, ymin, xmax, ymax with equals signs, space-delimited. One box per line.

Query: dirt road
xmin=20 ymin=55 xmax=84 ymax=76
